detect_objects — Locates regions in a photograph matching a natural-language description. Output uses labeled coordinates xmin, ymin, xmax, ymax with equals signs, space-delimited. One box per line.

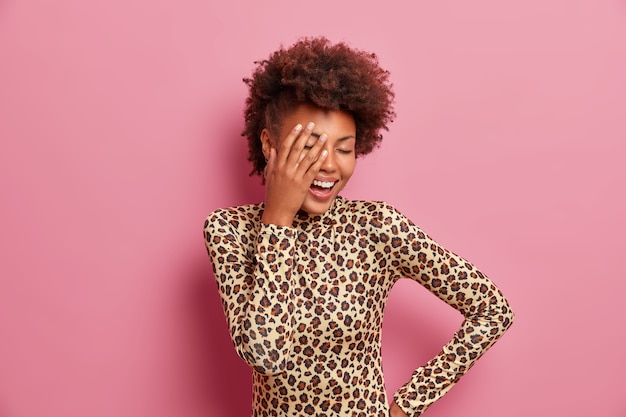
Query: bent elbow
xmin=239 ymin=346 xmax=288 ymax=375
xmin=497 ymin=301 xmax=515 ymax=334
xmin=230 ymin=314 xmax=296 ymax=376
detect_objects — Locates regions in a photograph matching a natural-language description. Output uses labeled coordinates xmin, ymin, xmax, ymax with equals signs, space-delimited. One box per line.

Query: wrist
xmin=261 ymin=210 xmax=295 ymax=227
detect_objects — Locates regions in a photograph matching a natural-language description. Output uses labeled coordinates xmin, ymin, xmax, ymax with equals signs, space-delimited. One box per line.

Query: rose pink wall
xmin=1 ymin=0 xmax=625 ymax=416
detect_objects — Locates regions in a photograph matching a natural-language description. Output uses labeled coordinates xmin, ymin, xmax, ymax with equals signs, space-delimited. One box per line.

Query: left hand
xmin=389 ymin=401 xmax=409 ymax=417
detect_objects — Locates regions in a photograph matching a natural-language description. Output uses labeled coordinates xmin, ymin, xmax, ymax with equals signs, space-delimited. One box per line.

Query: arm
xmin=382 ymin=205 xmax=514 ymax=416
xmin=203 ymin=121 xmax=329 ymax=373
xmin=204 ymin=211 xmax=300 ymax=374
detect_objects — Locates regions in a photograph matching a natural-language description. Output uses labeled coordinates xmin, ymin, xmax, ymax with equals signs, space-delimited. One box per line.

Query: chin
xmin=300 ymin=198 xmax=334 ymax=215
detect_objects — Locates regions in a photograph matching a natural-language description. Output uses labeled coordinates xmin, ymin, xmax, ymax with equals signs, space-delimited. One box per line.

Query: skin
xmin=260 ymin=103 xmax=357 ymax=225
xmin=259 ymin=102 xmax=409 ymax=417
xmin=389 ymin=401 xmax=408 ymax=417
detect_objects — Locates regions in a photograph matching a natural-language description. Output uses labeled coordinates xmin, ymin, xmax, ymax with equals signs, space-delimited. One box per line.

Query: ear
xmin=260 ymin=128 xmax=272 ymax=160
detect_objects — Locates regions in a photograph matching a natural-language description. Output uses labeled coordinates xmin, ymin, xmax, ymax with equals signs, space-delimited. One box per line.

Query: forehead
xmin=278 ymin=103 xmax=356 ymax=139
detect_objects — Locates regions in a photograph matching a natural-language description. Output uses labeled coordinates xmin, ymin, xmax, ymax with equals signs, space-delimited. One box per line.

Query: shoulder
xmin=203 ymin=203 xmax=263 ymax=235
xmin=335 ymin=197 xmax=408 ymax=228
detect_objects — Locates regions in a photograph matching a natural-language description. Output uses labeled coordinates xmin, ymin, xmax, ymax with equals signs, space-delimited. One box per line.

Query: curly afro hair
xmin=242 ymin=37 xmax=395 ymax=176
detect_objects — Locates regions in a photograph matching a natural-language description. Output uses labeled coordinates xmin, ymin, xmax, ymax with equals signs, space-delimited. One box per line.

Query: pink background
xmin=1 ymin=1 xmax=625 ymax=416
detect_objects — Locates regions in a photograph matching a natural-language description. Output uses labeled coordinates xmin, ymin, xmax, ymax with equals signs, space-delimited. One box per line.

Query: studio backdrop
xmin=1 ymin=1 xmax=625 ymax=416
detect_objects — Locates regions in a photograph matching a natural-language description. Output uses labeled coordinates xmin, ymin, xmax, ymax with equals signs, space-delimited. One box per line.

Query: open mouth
xmin=312 ymin=180 xmax=336 ymax=189
xmin=309 ymin=180 xmax=338 ymax=199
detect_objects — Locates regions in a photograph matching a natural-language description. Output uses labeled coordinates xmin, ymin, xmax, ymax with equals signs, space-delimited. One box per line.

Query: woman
xmin=204 ymin=37 xmax=514 ymax=417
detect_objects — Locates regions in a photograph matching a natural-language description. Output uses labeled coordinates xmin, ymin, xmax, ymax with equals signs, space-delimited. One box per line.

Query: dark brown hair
xmin=242 ymin=37 xmax=395 ymax=176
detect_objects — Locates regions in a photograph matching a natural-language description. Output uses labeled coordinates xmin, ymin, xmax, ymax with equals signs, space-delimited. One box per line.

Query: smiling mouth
xmin=309 ymin=180 xmax=338 ymax=199
xmin=312 ymin=180 xmax=336 ymax=189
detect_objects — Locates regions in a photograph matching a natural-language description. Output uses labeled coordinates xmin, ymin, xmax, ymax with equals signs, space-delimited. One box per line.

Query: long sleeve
xmin=203 ymin=208 xmax=301 ymax=375
xmin=382 ymin=205 xmax=515 ymax=416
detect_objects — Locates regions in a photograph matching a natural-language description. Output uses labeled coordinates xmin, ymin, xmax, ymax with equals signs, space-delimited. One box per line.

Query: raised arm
xmin=204 ymin=211 xmax=300 ymax=374
xmin=204 ymin=119 xmax=330 ymax=373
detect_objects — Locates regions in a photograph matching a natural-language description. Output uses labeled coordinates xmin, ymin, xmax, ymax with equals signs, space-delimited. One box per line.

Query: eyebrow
xmin=310 ymin=133 xmax=355 ymax=141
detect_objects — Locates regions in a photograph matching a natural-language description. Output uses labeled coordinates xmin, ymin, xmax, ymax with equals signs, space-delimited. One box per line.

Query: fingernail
xmin=294 ymin=124 xmax=302 ymax=131
xmin=321 ymin=150 xmax=328 ymax=157
xmin=319 ymin=134 xmax=328 ymax=142
xmin=306 ymin=122 xmax=314 ymax=130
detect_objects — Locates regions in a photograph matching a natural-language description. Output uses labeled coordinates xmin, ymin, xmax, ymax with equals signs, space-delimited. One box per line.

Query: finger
xmin=302 ymin=131 xmax=318 ymax=150
xmin=302 ymin=149 xmax=328 ymax=181
xmin=296 ymin=132 xmax=327 ymax=176
xmin=285 ymin=121 xmax=315 ymax=167
xmin=276 ymin=123 xmax=304 ymax=166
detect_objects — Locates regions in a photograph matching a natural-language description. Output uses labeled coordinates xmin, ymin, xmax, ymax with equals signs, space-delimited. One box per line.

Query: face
xmin=264 ymin=103 xmax=357 ymax=215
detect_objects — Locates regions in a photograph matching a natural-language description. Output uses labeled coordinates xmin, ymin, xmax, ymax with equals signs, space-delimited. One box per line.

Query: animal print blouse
xmin=203 ymin=196 xmax=514 ymax=416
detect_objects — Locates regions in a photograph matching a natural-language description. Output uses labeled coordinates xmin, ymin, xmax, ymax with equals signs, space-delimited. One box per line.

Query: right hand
xmin=261 ymin=122 xmax=328 ymax=226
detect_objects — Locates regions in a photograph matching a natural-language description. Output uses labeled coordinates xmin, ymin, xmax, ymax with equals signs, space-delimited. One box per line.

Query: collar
xmin=292 ymin=195 xmax=345 ymax=231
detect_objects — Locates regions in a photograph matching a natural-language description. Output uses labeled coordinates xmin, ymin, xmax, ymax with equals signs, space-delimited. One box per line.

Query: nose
xmin=319 ymin=144 xmax=336 ymax=173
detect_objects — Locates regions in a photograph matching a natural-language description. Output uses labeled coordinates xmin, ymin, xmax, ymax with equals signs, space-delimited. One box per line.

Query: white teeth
xmin=312 ymin=180 xmax=336 ymax=189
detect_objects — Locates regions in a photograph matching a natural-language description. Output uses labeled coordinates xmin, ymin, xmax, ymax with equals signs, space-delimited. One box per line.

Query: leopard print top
xmin=203 ymin=196 xmax=514 ymax=416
